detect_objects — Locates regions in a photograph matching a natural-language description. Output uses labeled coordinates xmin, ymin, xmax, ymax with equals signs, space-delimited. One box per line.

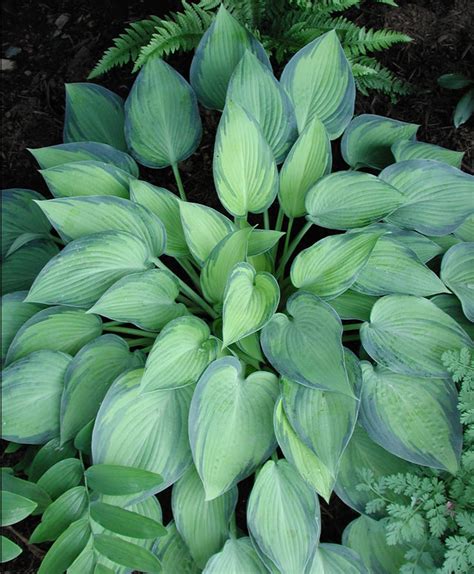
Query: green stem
xmin=126 ymin=337 xmax=155 ymax=347
xmin=49 ymin=234 xmax=65 ymax=246
xmin=172 ymin=163 xmax=187 ymax=201
xmin=282 ymin=217 xmax=294 ymax=260
xmin=342 ymin=334 xmax=360 ymax=343
xmin=343 ymin=322 xmax=362 ymax=332
xmin=275 ymin=207 xmax=285 ymax=232
xmin=263 ymin=209 xmax=270 ymax=230
xmin=271 ymin=451 xmax=279 ymax=463
xmin=229 ymin=513 xmax=237 ymax=539
xmin=103 ymin=321 xmax=122 ymax=328
xmin=276 ymin=221 xmax=312 ymax=279
xmin=176 ymin=257 xmax=201 ymax=290
xmin=234 ymin=215 xmax=248 ymax=229
xmin=103 ymin=326 xmax=157 ymax=338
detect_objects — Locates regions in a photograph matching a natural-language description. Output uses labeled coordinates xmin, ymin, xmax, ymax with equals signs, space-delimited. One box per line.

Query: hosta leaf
xmin=306 ymin=171 xmax=403 ymax=230
xmin=291 ymin=230 xmax=382 ymax=299
xmin=248 ymin=229 xmax=285 ymax=256
xmin=85 ymin=465 xmax=163 ymax=496
xmin=248 ymin=459 xmax=320 ymax=574
xmin=1 ymin=188 xmax=51 ymax=259
xmin=360 ymin=295 xmax=473 ymax=377
xmin=5 ymin=307 xmax=102 ymax=365
xmin=189 ymin=357 xmax=278 ymax=500
xmin=90 ymin=502 xmax=166 ymax=539
xmin=142 ymin=316 xmax=220 ymax=392
xmin=382 ymin=159 xmax=474 ymax=236
xmin=26 ymin=231 xmax=153 ymax=308
xmin=64 ymin=83 xmax=126 ymax=150
xmin=441 ymin=242 xmax=474 ymax=321
xmin=261 ymin=291 xmax=353 ymax=395
xmin=125 ymin=57 xmax=201 ymax=168
xmin=281 ymin=30 xmax=355 ymax=138
xmin=352 ymin=236 xmax=449 ymax=297
xmin=190 ymin=5 xmax=270 ymax=110
xmin=40 ymin=160 xmax=133 ymax=199
xmin=335 ymin=425 xmax=413 ymax=515
xmin=201 ymin=227 xmax=252 ymax=305
xmin=1 ymin=491 xmax=37 ymax=526
xmin=380 ymin=225 xmax=442 ymax=263
xmin=1 ymin=536 xmax=22 ymax=562
xmin=1 ymin=239 xmax=59 ymax=295
xmin=203 ymin=537 xmax=268 ymax=574
xmin=93 ymin=534 xmax=161 ymax=573
xmin=454 ymin=214 xmax=474 ymax=241
xmin=29 ymin=141 xmax=139 ymax=176
xmin=213 ymin=101 xmax=278 ymax=217
xmin=27 ymin=437 xmax=77 ymax=482
xmin=5 ymin=232 xmax=48 ymax=257
xmin=60 ymin=335 xmax=138 ymax=443
xmin=37 ymin=195 xmax=166 ymax=257
xmin=130 ymin=179 xmax=188 ymax=257
xmin=431 ymin=293 xmax=474 ymax=339
xmin=248 ymin=251 xmax=274 ymax=274
xmin=341 ymin=114 xmax=419 ymax=169
xmin=37 ymin=458 xmax=84 ymax=500
xmin=172 ymin=465 xmax=237 ymax=568
xmin=328 ymin=290 xmax=377 ymax=321
xmin=359 ymin=362 xmax=462 ymax=474
xmin=279 ymin=117 xmax=332 ymax=218
xmin=92 ymin=369 xmax=193 ymax=491
xmin=222 ymin=263 xmax=279 ymax=346
xmin=1 ymin=470 xmax=52 ymax=514
xmin=2 ymin=350 xmax=71 ymax=444
xmin=307 ymin=543 xmax=368 ymax=574
xmin=88 ymin=270 xmax=187 ymax=330
xmin=274 ymin=397 xmax=333 ymax=502
xmin=227 ymin=50 xmax=297 ymax=163
xmin=391 ymin=139 xmax=464 ymax=168
xmin=236 ymin=331 xmax=264 ymax=363
xmin=1 ymin=292 xmax=44 ymax=363
xmin=180 ymin=201 xmax=234 ymax=265
xmin=453 ymin=87 xmax=474 ymax=127
xmin=154 ymin=521 xmax=200 ymax=574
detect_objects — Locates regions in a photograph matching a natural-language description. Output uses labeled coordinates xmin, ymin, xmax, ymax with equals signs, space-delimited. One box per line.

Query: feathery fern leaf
xmin=343 ymin=26 xmax=412 ymax=57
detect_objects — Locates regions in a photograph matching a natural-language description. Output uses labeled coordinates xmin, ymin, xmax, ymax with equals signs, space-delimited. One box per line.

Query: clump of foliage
xmin=438 ymin=73 xmax=474 ymax=128
xmin=1 ymin=5 xmax=473 ymax=572
xmin=89 ymin=0 xmax=412 ymax=99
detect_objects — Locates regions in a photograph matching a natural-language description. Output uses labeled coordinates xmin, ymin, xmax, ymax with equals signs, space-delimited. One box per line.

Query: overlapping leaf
xmin=203 ymin=537 xmax=268 ymax=574
xmin=154 ymin=521 xmax=200 ymax=574
xmin=441 ymin=242 xmax=474 ymax=321
xmin=307 ymin=543 xmax=368 ymax=574
xmin=391 ymin=139 xmax=464 ymax=168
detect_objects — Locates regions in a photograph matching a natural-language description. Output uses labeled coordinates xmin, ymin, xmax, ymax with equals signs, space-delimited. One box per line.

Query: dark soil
xmin=1 ymin=0 xmax=473 ymax=571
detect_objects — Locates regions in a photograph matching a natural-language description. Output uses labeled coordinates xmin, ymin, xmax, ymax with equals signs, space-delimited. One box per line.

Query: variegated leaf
xmin=307 ymin=543 xmax=368 ymax=574
xmin=391 ymin=139 xmax=464 ymax=168
xmin=441 ymin=242 xmax=474 ymax=321
xmin=203 ymin=537 xmax=268 ymax=574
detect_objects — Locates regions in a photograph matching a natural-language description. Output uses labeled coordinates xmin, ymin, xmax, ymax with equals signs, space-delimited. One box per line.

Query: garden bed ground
xmin=1 ymin=0 xmax=473 ymax=571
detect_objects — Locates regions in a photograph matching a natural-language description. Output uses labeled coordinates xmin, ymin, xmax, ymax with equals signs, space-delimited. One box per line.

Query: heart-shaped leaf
xmin=189 ymin=357 xmax=278 ymax=500
xmin=441 ymin=242 xmax=474 ymax=321
xmin=391 ymin=139 xmax=464 ymax=168
xmin=203 ymin=537 xmax=268 ymax=574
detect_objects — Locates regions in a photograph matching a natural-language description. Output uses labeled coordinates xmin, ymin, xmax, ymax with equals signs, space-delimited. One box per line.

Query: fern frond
xmin=88 ymin=17 xmax=161 ymax=79
xmin=350 ymin=55 xmax=412 ymax=100
xmin=343 ymin=26 xmax=412 ymax=56
xmin=226 ymin=0 xmax=268 ymax=29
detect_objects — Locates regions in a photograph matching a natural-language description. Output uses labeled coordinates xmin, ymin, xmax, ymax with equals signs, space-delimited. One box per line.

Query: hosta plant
xmin=1 ymin=6 xmax=473 ymax=573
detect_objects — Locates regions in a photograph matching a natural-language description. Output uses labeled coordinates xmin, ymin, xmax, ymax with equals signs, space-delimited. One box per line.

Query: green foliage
xmin=438 ymin=73 xmax=474 ymax=128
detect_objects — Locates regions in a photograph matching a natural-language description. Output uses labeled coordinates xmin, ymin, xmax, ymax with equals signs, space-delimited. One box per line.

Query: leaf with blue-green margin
xmin=431 ymin=294 xmax=474 ymax=338
xmin=306 ymin=171 xmax=403 ymax=230
xmin=130 ymin=179 xmax=188 ymax=257
xmin=201 ymin=227 xmax=252 ymax=305
xmin=454 ymin=87 xmax=474 ymax=127
xmin=342 ymin=516 xmax=409 ymax=574
xmin=328 ymin=290 xmax=377 ymax=321
xmin=291 ymin=230 xmax=383 ymax=299
xmin=30 ymin=486 xmax=88 ymax=543
xmin=125 ymin=58 xmax=201 ymax=169
xmin=428 ymin=233 xmax=462 ymax=254
xmin=381 ymin=159 xmax=474 ymax=236
xmin=248 ymin=229 xmax=285 ymax=256
xmin=352 ymin=236 xmax=449 ymax=297
xmin=5 ymin=306 xmax=102 ymax=365
xmin=375 ymin=224 xmax=442 ymax=263
xmin=307 ymin=543 xmax=368 ymax=574
xmin=190 ymin=5 xmax=270 ymax=111
xmin=1 ymin=188 xmax=51 ymax=259
xmin=248 ymin=459 xmax=321 ymax=574
xmin=274 ymin=397 xmax=333 ymax=502
xmin=1 ymin=292 xmax=44 ymax=362
xmin=227 ymin=50 xmax=297 ymax=163
xmin=60 ymin=334 xmax=139 ymax=443
xmin=172 ymin=465 xmax=237 ymax=568
xmin=281 ymin=30 xmax=355 ymax=138
xmin=29 ymin=142 xmax=139 ymax=176
xmin=1 ymin=469 xmax=52 ymax=514
xmin=222 ymin=263 xmax=279 ymax=347
xmin=391 ymin=139 xmax=464 ymax=168
xmin=36 ymin=195 xmax=166 ymax=256
xmin=203 ymin=537 xmax=268 ymax=574
xmin=1 ymin=239 xmax=59 ymax=295
xmin=1 ymin=491 xmax=37 ymax=526
xmin=88 ymin=270 xmax=187 ymax=331
xmin=2 ymin=350 xmax=71 ymax=444
xmin=25 ymin=231 xmax=153 ymax=308
xmin=153 ymin=521 xmax=200 ymax=574
xmin=341 ymin=114 xmax=419 ymax=169
xmin=37 ymin=458 xmax=83 ymax=500
xmin=441 ymin=242 xmax=474 ymax=321
xmin=454 ymin=214 xmax=474 ymax=241
xmin=141 ymin=316 xmax=220 ymax=392
xmin=90 ymin=502 xmax=166 ymax=539
xmin=92 ymin=369 xmax=193 ymax=492
xmin=1 ymin=535 xmax=22 ymax=563
xmin=27 ymin=437 xmax=77 ymax=482
xmin=179 ymin=201 xmax=234 ymax=265
xmin=94 ymin=534 xmax=162 ymax=573
xmin=359 ymin=361 xmax=461 ymax=474
xmin=63 ymin=83 xmax=126 ymax=151
xmin=261 ymin=291 xmax=353 ymax=395
xmin=360 ymin=295 xmax=473 ymax=378
xmin=189 ymin=357 xmax=278 ymax=500
xmin=279 ymin=117 xmax=332 ymax=218
xmin=213 ymin=101 xmax=278 ymax=217
xmin=40 ymin=160 xmax=133 ymax=199
xmin=335 ymin=424 xmax=414 ymax=515
xmin=85 ymin=465 xmax=163 ymax=496
xmin=38 ymin=517 xmax=91 ymax=574
xmin=281 ymin=349 xmax=360 ymax=477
